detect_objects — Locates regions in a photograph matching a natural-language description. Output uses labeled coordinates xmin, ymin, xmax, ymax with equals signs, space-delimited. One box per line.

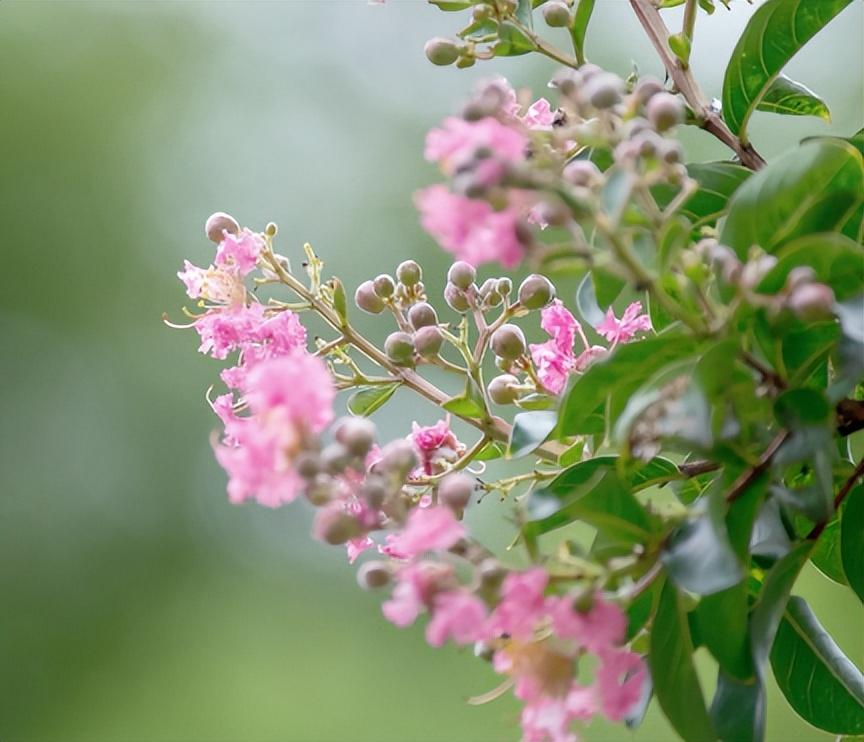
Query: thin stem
xmin=725 ymin=431 xmax=788 ymax=504
xmin=628 ymin=0 xmax=766 ymax=171
xmin=807 ymin=458 xmax=864 ymax=540
xmin=511 ymin=20 xmax=580 ymax=69
xmin=682 ymin=0 xmax=697 ymax=49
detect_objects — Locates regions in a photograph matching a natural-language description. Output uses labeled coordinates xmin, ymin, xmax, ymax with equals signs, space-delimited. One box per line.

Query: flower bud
xmin=414 ymin=325 xmax=444 ymax=358
xmin=491 ymin=324 xmax=527 ymax=360
xmin=355 ymin=280 xmax=386 ymax=314
xmin=357 ymin=561 xmax=392 ymax=590
xmin=313 ymin=508 xmax=362 ymax=546
xmin=360 ymin=475 xmax=389 ymax=509
xmin=634 ymin=131 xmax=662 ymax=159
xmin=334 ymin=417 xmax=377 ymax=457
xmin=444 ymin=283 xmax=471 ymax=313
xmin=379 ymin=439 xmax=418 ymax=478
xmin=583 ymin=72 xmax=624 ymax=110
xmin=740 ymin=255 xmax=778 ymax=290
xmin=551 ymin=69 xmax=583 ymax=99
xmin=385 ymin=331 xmax=415 ymax=365
xmin=424 ymin=37 xmax=461 ymax=66
xmin=633 ymin=77 xmax=664 ymax=105
xmin=646 ymin=92 xmax=683 ymax=132
xmin=787 ymin=282 xmax=836 ymax=321
xmin=542 ymin=0 xmax=571 ymax=27
xmin=785 ymin=266 xmax=817 ymax=292
xmin=304 ymin=473 xmax=334 ymax=507
xmin=408 ymin=301 xmax=438 ymax=330
xmin=438 ymin=472 xmax=475 ymax=511
xmin=396 ymin=259 xmax=422 ymax=286
xmin=320 ymin=443 xmax=352 ymax=474
xmin=496 ymin=277 xmax=513 ymax=297
xmin=486 ymin=290 xmax=503 ymax=307
xmin=373 ymin=274 xmax=396 ymax=299
xmin=448 ymin=261 xmax=477 ymax=290
xmin=294 ymin=452 xmax=321 ymax=480
xmin=563 ymin=160 xmax=601 ymax=188
xmin=478 ymin=278 xmax=497 ymax=297
xmin=488 ymin=374 xmax=521 ymax=405
xmin=659 ymin=140 xmax=683 ymax=164
xmin=518 ymin=274 xmax=555 ymax=309
xmin=205 ymin=212 xmax=240 ymax=243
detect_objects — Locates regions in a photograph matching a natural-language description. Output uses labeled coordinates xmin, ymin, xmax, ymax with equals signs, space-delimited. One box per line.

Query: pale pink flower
xmin=548 ymin=593 xmax=627 ymax=654
xmin=485 ymin=568 xmax=548 ymax=641
xmin=522 ymin=98 xmax=555 ymax=131
xmin=410 ymin=417 xmax=463 ymax=475
xmin=178 ymin=260 xmax=247 ymax=305
xmin=382 ymin=506 xmax=465 ymax=560
xmin=520 ymin=696 xmax=577 ymax=742
xmin=415 ymin=186 xmax=525 ymax=268
xmin=426 ymin=590 xmax=487 ymax=647
xmin=573 ymin=345 xmax=607 ymax=372
xmin=194 ymin=303 xmax=266 ymax=360
xmin=595 ymin=648 xmax=645 ymax=721
xmin=530 ymin=341 xmax=574 ymax=395
xmin=214 ymin=230 xmax=263 ymax=276
xmin=425 ymin=116 xmax=526 ymax=175
xmin=596 ymin=302 xmax=652 ymax=345
xmin=347 ymin=536 xmax=375 ymax=564
xmin=382 ymin=561 xmax=452 ymax=628
xmin=541 ymin=300 xmax=581 ymax=354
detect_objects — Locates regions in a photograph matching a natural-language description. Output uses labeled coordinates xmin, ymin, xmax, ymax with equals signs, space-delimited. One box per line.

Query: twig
xmin=725 ymin=431 xmax=788 ymax=503
xmin=807 ymin=458 xmax=864 ymax=540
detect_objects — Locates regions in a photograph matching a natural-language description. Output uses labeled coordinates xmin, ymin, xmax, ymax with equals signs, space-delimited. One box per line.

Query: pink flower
xmin=382 ymin=506 xmax=466 ymax=560
xmin=548 ymin=593 xmax=627 ymax=654
xmin=486 ymin=568 xmax=548 ymax=641
xmin=410 ymin=417 xmax=463 ymax=474
xmin=541 ymin=300 xmax=581 ymax=354
xmin=194 ymin=303 xmax=266 ymax=359
xmin=214 ymin=230 xmax=263 ymax=276
xmin=382 ymin=561 xmax=452 ymax=628
xmin=415 ymin=186 xmax=525 ymax=268
xmin=530 ymin=341 xmax=574 ymax=395
xmin=425 ymin=116 xmax=527 ymax=175
xmin=595 ymin=648 xmax=645 ymax=721
xmin=178 ymin=260 xmax=246 ymax=305
xmin=596 ymin=302 xmax=652 ymax=345
xmin=522 ymin=98 xmax=555 ymax=131
xmin=426 ymin=590 xmax=487 ymax=647
xmin=573 ymin=345 xmax=607 ymax=372
xmin=347 ymin=536 xmax=375 ymax=564
xmin=520 ymin=696 xmax=576 ymax=742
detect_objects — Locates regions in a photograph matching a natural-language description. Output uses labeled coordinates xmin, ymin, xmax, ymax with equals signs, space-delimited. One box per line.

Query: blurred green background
xmin=1 ymin=2 xmax=861 ymax=740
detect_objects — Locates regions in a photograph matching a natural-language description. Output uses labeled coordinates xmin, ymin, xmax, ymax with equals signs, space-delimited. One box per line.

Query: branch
xmin=807 ymin=457 xmax=864 ymax=540
xmin=725 ymin=431 xmax=788 ymax=503
xmin=837 ymin=398 xmax=864 ymax=437
xmin=628 ymin=0 xmax=766 ymax=171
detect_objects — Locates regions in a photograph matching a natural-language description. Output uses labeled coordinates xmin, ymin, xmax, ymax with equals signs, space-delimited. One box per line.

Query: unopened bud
xmin=583 ymin=72 xmax=624 ymax=110
xmin=314 ymin=508 xmax=362 ymax=546
xmin=633 ymin=77 xmax=664 ymax=105
xmin=479 ymin=278 xmax=498 ymax=297
xmin=373 ymin=274 xmax=395 ymax=299
xmin=385 ymin=332 xmax=415 ymax=365
xmin=787 ymin=283 xmax=836 ymax=320
xmin=357 ymin=560 xmax=392 ymax=590
xmin=488 ymin=374 xmax=521 ymax=405
xmin=496 ymin=278 xmax=513 ymax=297
xmin=740 ymin=255 xmax=778 ymax=290
xmin=355 ymin=280 xmax=386 ymax=314
xmin=408 ymin=302 xmax=438 ymax=330
xmin=425 ymin=37 xmax=461 ymax=66
xmin=379 ymin=439 xmax=418 ymax=478
xmin=320 ymin=443 xmax=352 ymax=474
xmin=396 ymin=259 xmax=422 ymax=286
xmin=646 ymin=92 xmax=683 ymax=132
xmin=334 ymin=417 xmax=377 ymax=456
xmin=205 ymin=212 xmax=241 ymax=243
xmin=518 ymin=274 xmax=555 ymax=309
xmin=438 ymin=472 xmax=475 ymax=511
xmin=294 ymin=452 xmax=321 ymax=480
xmin=360 ymin=475 xmax=389 ymax=509
xmin=414 ymin=325 xmax=444 ymax=358
xmin=444 ymin=283 xmax=471 ymax=313
xmin=542 ymin=0 xmax=571 ymax=27
xmin=659 ymin=140 xmax=683 ymax=164
xmin=448 ymin=261 xmax=477 ymax=290
xmin=491 ymin=324 xmax=527 ymax=360
xmin=304 ymin=474 xmax=334 ymax=507
xmin=785 ymin=266 xmax=817 ymax=292
xmin=563 ymin=160 xmax=601 ymax=188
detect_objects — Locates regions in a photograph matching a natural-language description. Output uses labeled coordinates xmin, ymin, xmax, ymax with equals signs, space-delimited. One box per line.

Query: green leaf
xmin=508 ymin=410 xmax=557 ymax=458
xmin=569 ymin=0 xmax=595 ymax=64
xmin=721 ymin=0 xmax=854 ymax=140
xmin=443 ymin=380 xmax=487 ymax=419
xmin=756 ymin=75 xmax=831 ymax=121
xmin=841 ymin=484 xmax=864 ymax=602
xmin=428 ymin=0 xmax=473 ymax=10
xmin=771 ymin=597 xmax=864 ymax=734
xmin=514 ymin=0 xmax=533 ymax=27
xmin=649 ymin=582 xmax=716 ymax=742
xmin=668 ymin=32 xmax=691 ymax=65
xmin=474 ymin=440 xmax=506 ymax=462
xmin=696 ymin=581 xmax=754 ymax=680
xmin=811 ymin=513 xmax=847 ymax=585
xmin=558 ymin=335 xmax=698 ymax=436
xmin=710 ymin=670 xmax=764 ymax=742
xmin=575 ymin=272 xmax=604 ymax=328
xmin=720 ymin=139 xmax=864 ymax=258
xmin=495 ymin=19 xmax=534 ymax=57
xmin=347 ymin=383 xmax=400 ymax=417
xmin=331 ymin=278 xmax=348 ymax=326
xmin=601 ymin=168 xmax=635 ymax=223
xmin=756 ymin=233 xmax=864 ymax=301
xmin=774 ymin=388 xmax=832 ymax=428
xmin=665 ymin=162 xmax=752 ymax=229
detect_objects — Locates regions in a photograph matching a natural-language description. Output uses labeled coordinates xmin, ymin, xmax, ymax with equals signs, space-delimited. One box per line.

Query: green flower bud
xmin=518 ymin=274 xmax=555 ymax=309
xmin=360 ymin=475 xmax=389 ymax=510
xmin=315 ymin=509 xmax=362 ymax=546
xmin=304 ymin=473 xmax=334 ymax=507
xmin=355 ymin=280 xmax=386 ymax=314
xmin=438 ymin=472 xmax=475 ymax=511
xmin=478 ymin=278 xmax=497 ymax=297
xmin=373 ymin=274 xmax=395 ymax=299
xmin=396 ymin=259 xmax=422 ymax=286
xmin=448 ymin=261 xmax=477 ymax=290
xmin=357 ymin=561 xmax=392 ymax=590
xmin=408 ymin=301 xmax=438 ymax=330
xmin=488 ymin=374 xmax=521 ymax=405
xmin=486 ymin=290 xmax=503 ymax=307
xmin=414 ymin=326 xmax=444 ymax=358
xmin=659 ymin=140 xmax=683 ymax=164
xmin=204 ymin=212 xmax=240 ymax=243
xmin=491 ymin=324 xmax=527 ymax=360
xmin=294 ymin=452 xmax=321 ymax=480
xmin=384 ymin=331 xmax=415 ymax=366
xmin=424 ymin=37 xmax=461 ymax=66
xmin=542 ymin=0 xmax=571 ymax=27
xmin=334 ymin=417 xmax=377 ymax=457
xmin=379 ymin=439 xmax=418 ymax=478
xmin=444 ymin=283 xmax=471 ymax=313
xmin=496 ymin=278 xmax=513 ymax=297
xmin=646 ymin=92 xmax=683 ymax=132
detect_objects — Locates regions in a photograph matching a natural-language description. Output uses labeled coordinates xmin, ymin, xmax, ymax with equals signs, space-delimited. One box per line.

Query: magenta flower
xmin=382 ymin=506 xmax=465 ymax=560
xmin=410 ymin=417 xmax=464 ymax=475
xmin=426 ymin=590 xmax=487 ymax=647
xmin=530 ymin=300 xmax=585 ymax=394
xmin=485 ymin=568 xmax=548 ymax=641
xmin=596 ymin=301 xmax=652 ymax=345
xmin=541 ymin=300 xmax=581 ymax=354
xmin=194 ymin=303 xmax=266 ymax=360
xmin=214 ymin=230 xmax=263 ymax=277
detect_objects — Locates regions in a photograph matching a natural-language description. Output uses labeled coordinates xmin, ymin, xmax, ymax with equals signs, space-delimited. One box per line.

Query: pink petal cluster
xmin=425 ymin=116 xmax=527 ymax=175
xmin=596 ymin=301 xmax=652 ymax=345
xmin=426 ymin=590 xmax=488 ymax=647
xmin=415 ymin=185 xmax=525 ymax=268
xmin=410 ymin=417 xmax=465 ymax=475
xmin=381 ymin=506 xmax=465 ymax=560
xmin=485 ymin=568 xmax=549 ymax=641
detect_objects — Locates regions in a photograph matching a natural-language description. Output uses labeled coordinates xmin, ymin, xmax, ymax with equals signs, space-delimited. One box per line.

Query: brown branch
xmin=629 ymin=0 xmax=766 ymax=171
xmin=679 ymin=459 xmax=720 ymax=478
xmin=837 ymin=398 xmax=864 ymax=437
xmin=725 ymin=431 xmax=789 ymax=504
xmin=807 ymin=457 xmax=864 ymax=540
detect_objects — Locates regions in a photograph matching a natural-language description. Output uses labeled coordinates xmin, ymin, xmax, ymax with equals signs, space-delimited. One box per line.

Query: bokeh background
xmin=1 ymin=2 xmax=861 ymax=740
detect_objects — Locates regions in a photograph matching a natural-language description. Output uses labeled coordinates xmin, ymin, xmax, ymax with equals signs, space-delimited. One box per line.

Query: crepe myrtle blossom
xmin=410 ymin=416 xmax=465 ymax=476
xmin=381 ymin=505 xmax=466 ymax=560
xmin=597 ymin=301 xmax=653 ymax=345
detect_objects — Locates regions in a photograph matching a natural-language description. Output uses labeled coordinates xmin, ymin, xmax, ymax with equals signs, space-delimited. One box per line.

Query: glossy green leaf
xmin=575 ymin=272 xmax=604 ymax=328
xmin=508 ymin=410 xmax=557 ymax=458
xmin=756 ymin=233 xmax=864 ymax=301
xmin=443 ymin=380 xmax=487 ymax=419
xmin=811 ymin=513 xmax=847 ymax=585
xmin=428 ymin=0 xmax=473 ymax=9
xmin=474 ymin=440 xmax=506 ymax=462
xmin=569 ymin=0 xmax=595 ymax=64
xmin=601 ymin=168 xmax=636 ymax=223
xmin=721 ymin=0 xmax=853 ymax=140
xmin=841 ymin=484 xmax=864 ymax=602
xmin=347 ymin=383 xmax=400 ymax=417
xmin=756 ymin=75 xmax=831 ymax=121
xmin=696 ymin=581 xmax=754 ymax=680
xmin=558 ymin=335 xmax=698 ymax=436
xmin=710 ymin=670 xmax=764 ymax=742
xmin=720 ymin=139 xmax=864 ymax=258
xmin=331 ymin=278 xmax=348 ymax=326
xmin=649 ymin=582 xmax=716 ymax=742
xmin=771 ymin=597 xmax=864 ymax=734
xmin=670 ymin=162 xmax=752 ymax=228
